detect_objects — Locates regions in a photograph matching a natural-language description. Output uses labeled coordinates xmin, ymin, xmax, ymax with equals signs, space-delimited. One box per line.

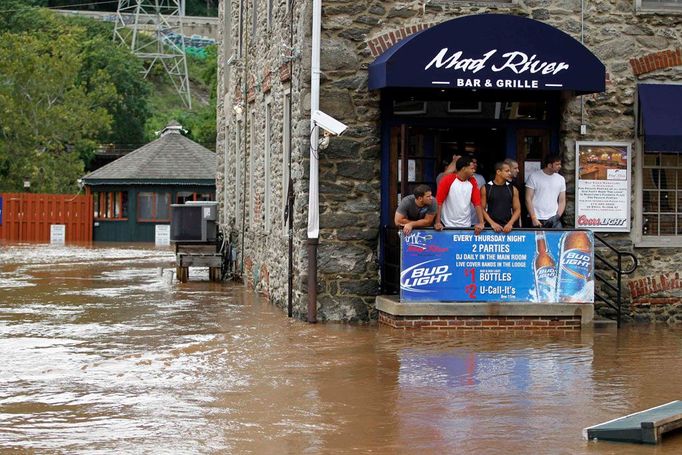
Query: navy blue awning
xmin=368 ymin=14 xmax=605 ymax=94
xmin=638 ymin=84 xmax=682 ymax=153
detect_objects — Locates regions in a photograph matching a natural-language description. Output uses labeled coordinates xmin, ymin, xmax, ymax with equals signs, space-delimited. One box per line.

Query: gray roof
xmin=83 ymin=123 xmax=216 ymax=183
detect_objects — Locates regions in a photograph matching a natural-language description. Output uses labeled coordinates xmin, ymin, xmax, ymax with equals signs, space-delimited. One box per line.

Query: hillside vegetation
xmin=0 ymin=0 xmax=216 ymax=193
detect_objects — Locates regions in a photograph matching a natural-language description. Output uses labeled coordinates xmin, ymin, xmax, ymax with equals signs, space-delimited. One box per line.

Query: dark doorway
xmin=379 ymin=91 xmax=560 ymax=294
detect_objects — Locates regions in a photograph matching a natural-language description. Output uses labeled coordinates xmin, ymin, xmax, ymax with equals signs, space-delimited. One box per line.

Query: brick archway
xmin=630 ymin=48 xmax=682 ymax=76
xmin=366 ymin=23 xmax=437 ymax=58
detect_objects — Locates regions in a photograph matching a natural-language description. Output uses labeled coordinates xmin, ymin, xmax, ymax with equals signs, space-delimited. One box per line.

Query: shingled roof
xmin=82 ymin=121 xmax=216 ymax=184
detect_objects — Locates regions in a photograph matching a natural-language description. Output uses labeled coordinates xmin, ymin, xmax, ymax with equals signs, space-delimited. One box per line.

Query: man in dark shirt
xmin=394 ymin=184 xmax=437 ymax=234
xmin=480 ymin=161 xmax=521 ymax=233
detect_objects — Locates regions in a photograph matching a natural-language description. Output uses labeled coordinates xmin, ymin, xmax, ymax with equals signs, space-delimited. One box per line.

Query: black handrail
xmin=593 ymin=234 xmax=638 ymax=327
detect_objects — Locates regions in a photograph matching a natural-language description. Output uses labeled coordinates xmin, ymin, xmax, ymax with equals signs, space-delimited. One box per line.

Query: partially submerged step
xmin=584 ymin=400 xmax=682 ymax=444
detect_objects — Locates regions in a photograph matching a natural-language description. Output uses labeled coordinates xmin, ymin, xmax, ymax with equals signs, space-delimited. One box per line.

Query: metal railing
xmin=593 ymin=234 xmax=638 ymax=327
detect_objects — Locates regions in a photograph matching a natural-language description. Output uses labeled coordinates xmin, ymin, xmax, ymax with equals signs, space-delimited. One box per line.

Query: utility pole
xmin=113 ymin=0 xmax=192 ymax=109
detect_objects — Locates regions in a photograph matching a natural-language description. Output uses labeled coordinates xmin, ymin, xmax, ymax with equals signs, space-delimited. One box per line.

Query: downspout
xmin=307 ymin=0 xmax=322 ymax=323
xmin=287 ymin=0 xmax=296 ymax=318
xmin=223 ymin=0 xmax=233 ymax=229
xmin=239 ymin=0 xmax=251 ymax=279
xmin=580 ymin=0 xmax=585 ymax=128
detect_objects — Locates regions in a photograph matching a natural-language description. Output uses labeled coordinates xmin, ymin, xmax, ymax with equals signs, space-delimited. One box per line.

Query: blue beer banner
xmin=400 ymin=229 xmax=594 ymax=303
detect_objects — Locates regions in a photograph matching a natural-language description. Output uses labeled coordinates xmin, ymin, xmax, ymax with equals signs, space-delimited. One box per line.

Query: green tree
xmin=67 ymin=16 xmax=151 ymax=152
xmin=0 ymin=32 xmax=114 ymax=192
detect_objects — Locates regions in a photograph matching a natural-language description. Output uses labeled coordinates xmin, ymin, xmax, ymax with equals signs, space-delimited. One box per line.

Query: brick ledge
xmin=376 ymin=295 xmax=594 ymax=327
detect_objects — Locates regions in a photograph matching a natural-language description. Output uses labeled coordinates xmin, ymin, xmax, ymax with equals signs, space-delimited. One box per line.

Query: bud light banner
xmin=400 ymin=229 xmax=594 ymax=303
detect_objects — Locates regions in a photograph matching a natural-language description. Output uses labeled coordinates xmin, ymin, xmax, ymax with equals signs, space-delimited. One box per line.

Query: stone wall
xmin=217 ymin=0 xmax=682 ymax=322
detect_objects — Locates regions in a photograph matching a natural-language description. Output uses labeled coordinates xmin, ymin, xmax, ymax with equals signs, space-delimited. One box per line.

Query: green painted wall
xmin=91 ymin=184 xmax=215 ymax=242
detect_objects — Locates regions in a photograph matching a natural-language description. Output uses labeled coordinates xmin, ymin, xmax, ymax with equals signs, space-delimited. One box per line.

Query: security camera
xmin=312 ymin=110 xmax=348 ymax=136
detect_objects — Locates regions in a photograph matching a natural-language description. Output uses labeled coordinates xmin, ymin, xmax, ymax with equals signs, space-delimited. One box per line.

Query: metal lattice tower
xmin=114 ymin=0 xmax=191 ymax=109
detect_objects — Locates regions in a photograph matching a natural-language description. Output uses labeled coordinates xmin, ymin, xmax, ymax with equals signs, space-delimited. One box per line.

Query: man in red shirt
xmin=434 ymin=156 xmax=485 ymax=235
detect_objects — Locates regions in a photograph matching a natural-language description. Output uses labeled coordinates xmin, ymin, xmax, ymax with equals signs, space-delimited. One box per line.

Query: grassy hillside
xmin=144 ymin=49 xmax=217 ymax=150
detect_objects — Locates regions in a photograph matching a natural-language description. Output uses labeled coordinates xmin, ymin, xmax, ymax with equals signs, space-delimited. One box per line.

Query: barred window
xmin=641 ymin=153 xmax=682 ymax=237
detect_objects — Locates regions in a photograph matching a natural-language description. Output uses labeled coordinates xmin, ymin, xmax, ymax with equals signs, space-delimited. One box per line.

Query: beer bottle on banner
xmin=557 ymin=231 xmax=593 ymax=302
xmin=534 ymin=231 xmax=557 ymax=302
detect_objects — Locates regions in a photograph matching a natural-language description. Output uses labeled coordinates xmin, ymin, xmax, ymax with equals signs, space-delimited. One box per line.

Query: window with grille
xmin=641 ymin=153 xmax=682 ymax=237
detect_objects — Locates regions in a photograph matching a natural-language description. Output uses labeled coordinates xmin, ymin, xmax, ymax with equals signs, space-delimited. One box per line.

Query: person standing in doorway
xmin=504 ymin=158 xmax=523 ymax=227
xmin=436 ymin=153 xmax=461 ymax=186
xmin=394 ymin=184 xmax=437 ymax=235
xmin=469 ymin=155 xmax=486 ymax=226
xmin=503 ymin=158 xmax=520 ymax=184
xmin=481 ymin=161 xmax=521 ymax=233
xmin=435 ymin=156 xmax=484 ymax=235
xmin=525 ymin=154 xmax=566 ymax=228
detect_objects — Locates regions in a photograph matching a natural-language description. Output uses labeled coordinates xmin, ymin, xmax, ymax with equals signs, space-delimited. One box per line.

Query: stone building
xmin=216 ymin=0 xmax=682 ymax=323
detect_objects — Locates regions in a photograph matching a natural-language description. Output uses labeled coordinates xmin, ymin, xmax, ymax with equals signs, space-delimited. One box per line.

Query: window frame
xmin=636 ymin=0 xmax=682 ymax=12
xmin=282 ymin=90 xmax=291 ymax=237
xmin=249 ymin=111 xmax=256 ymax=228
xmin=175 ymin=192 xmax=215 ymax=204
xmin=235 ymin=121 xmax=242 ymax=226
xmin=634 ymin=82 xmax=682 ymax=247
xmin=264 ymin=99 xmax=272 ymax=232
xmin=94 ymin=191 xmax=128 ymax=221
xmin=251 ymin=0 xmax=258 ymax=39
xmin=238 ymin=0 xmax=244 ymax=57
xmin=634 ymin=149 xmax=682 ymax=247
xmin=137 ymin=191 xmax=171 ymax=223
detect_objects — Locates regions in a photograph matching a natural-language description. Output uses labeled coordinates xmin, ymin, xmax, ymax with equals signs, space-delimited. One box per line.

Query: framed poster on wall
xmin=575 ymin=141 xmax=631 ymax=232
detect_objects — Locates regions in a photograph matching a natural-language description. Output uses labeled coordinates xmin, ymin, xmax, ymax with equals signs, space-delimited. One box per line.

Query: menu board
xmin=575 ymin=142 xmax=631 ymax=232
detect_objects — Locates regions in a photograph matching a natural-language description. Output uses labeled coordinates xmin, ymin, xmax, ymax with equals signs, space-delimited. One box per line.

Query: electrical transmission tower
xmin=114 ymin=0 xmax=191 ymax=109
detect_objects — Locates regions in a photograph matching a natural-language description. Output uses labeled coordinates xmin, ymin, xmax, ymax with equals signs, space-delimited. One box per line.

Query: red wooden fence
xmin=0 ymin=193 xmax=93 ymax=243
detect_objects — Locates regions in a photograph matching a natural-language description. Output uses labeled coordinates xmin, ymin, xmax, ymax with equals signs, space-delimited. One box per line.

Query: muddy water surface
xmin=1 ymin=243 xmax=682 ymax=454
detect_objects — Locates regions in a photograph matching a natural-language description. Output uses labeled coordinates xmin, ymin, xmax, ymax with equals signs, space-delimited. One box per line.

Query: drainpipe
xmin=307 ymin=0 xmax=322 ymax=323
xmin=287 ymin=0 xmax=296 ymax=318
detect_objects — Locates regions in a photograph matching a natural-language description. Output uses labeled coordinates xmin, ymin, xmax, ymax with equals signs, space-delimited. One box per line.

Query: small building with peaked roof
xmin=82 ymin=121 xmax=216 ymax=242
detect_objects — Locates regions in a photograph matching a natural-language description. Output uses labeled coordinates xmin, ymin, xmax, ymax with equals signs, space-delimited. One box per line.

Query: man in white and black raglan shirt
xmin=394 ymin=184 xmax=437 ymax=235
xmin=525 ymin=154 xmax=566 ymax=228
xmin=434 ymin=156 xmax=484 ymax=235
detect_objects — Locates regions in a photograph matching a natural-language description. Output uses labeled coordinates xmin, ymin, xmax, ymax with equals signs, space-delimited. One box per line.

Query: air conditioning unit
xmin=170 ymin=201 xmax=218 ymax=243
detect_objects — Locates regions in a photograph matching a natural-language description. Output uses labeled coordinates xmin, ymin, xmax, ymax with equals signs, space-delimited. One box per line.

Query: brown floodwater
xmin=1 ymin=243 xmax=682 ymax=454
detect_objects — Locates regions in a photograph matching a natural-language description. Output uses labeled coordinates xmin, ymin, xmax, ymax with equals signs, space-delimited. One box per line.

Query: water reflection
xmin=1 ymin=244 xmax=681 ymax=453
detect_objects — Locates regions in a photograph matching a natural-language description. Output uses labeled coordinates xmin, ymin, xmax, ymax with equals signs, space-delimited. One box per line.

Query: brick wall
xmin=379 ymin=312 xmax=581 ymax=331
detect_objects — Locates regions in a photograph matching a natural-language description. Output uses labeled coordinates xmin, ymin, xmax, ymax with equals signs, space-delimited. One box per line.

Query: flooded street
xmin=1 ymin=244 xmax=682 ymax=454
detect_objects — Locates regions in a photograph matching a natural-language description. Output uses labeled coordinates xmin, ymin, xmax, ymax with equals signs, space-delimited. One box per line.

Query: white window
xmin=249 ymin=112 xmax=256 ymax=227
xmin=223 ymin=124 xmax=230 ymax=223
xmin=282 ymin=92 xmax=291 ymax=235
xmin=637 ymin=0 xmax=682 ymax=10
xmin=639 ymin=152 xmax=682 ymax=241
xmin=235 ymin=122 xmax=242 ymax=225
xmin=252 ymin=0 xmax=258 ymax=38
xmin=267 ymin=0 xmax=273 ymax=30
xmin=238 ymin=0 xmax=244 ymax=57
xmin=264 ymin=101 xmax=272 ymax=232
